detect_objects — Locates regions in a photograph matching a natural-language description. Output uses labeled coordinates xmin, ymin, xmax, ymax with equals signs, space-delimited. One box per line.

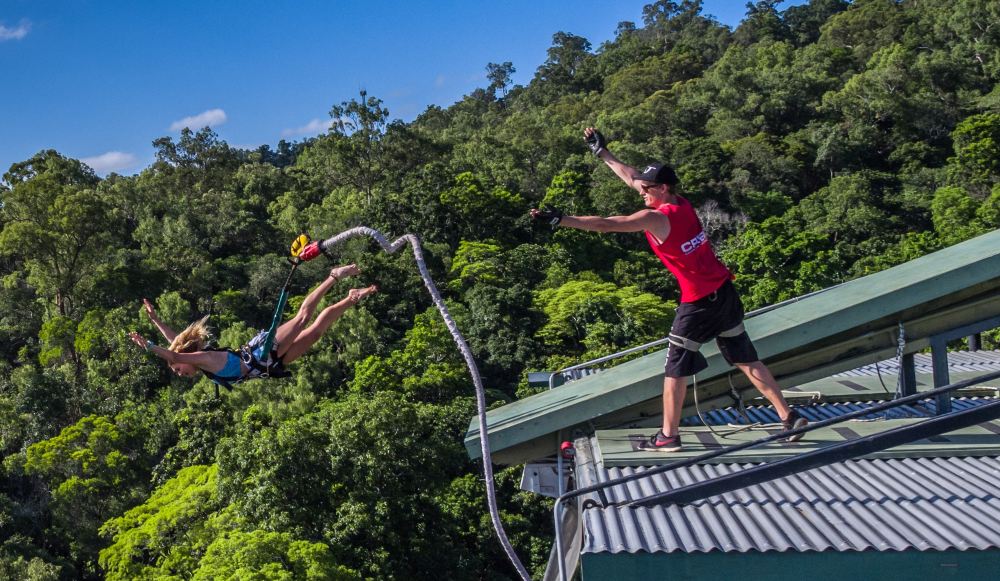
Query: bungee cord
xmin=313 ymin=227 xmax=532 ymax=581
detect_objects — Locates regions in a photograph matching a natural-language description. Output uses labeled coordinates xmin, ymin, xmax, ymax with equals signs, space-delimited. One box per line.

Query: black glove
xmin=585 ymin=130 xmax=606 ymax=157
xmin=533 ymin=206 xmax=564 ymax=227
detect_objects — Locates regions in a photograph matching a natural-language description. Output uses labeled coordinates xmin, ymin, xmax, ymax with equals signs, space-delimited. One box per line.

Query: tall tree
xmin=486 ymin=61 xmax=516 ymax=101
xmin=530 ymin=32 xmax=596 ymax=99
xmin=0 ymin=151 xmax=121 ymax=319
xmin=328 ymin=90 xmax=391 ymax=204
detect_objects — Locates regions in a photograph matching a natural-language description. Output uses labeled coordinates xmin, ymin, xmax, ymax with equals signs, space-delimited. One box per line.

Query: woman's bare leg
xmin=274 ymin=264 xmax=359 ymax=358
xmin=281 ymin=285 xmax=377 ymax=364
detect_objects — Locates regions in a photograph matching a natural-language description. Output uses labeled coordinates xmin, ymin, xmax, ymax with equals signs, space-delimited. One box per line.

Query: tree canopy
xmin=2 ymin=1 xmax=999 ymax=578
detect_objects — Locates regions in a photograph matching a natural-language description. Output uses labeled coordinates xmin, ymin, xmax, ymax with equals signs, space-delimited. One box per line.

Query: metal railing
xmin=547 ymin=337 xmax=670 ymax=389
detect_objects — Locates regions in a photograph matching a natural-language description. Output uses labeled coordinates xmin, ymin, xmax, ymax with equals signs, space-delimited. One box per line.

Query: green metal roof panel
xmin=466 ymin=229 xmax=1000 ymax=463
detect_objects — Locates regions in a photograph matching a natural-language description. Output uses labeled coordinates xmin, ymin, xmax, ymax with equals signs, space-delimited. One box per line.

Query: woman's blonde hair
xmin=168 ymin=315 xmax=212 ymax=353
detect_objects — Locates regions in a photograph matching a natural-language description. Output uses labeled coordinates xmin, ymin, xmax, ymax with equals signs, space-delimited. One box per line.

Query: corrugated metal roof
xmin=578 ymin=397 xmax=1000 ymax=555
xmin=578 ymin=456 xmax=1000 ymax=554
xmin=832 ymin=350 xmax=1000 ymax=378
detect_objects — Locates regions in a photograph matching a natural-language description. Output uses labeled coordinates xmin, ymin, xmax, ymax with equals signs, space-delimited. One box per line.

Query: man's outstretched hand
xmin=584 ymin=127 xmax=606 ymax=157
xmin=530 ymin=207 xmax=563 ymax=227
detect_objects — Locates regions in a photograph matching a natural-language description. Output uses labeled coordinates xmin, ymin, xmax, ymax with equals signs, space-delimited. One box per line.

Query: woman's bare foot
xmin=330 ymin=264 xmax=360 ymax=281
xmin=346 ymin=285 xmax=378 ymax=305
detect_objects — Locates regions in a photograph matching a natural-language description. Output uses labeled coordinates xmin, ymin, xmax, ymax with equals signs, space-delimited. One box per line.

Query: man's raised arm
xmin=585 ymin=127 xmax=642 ymax=192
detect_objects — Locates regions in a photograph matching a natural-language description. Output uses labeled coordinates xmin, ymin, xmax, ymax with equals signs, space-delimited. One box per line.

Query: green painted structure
xmin=581 ymin=549 xmax=1000 ymax=581
xmin=466 ymin=229 xmax=1000 ymax=464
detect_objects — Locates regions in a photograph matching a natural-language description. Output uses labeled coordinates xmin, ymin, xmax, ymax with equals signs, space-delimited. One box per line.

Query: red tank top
xmin=645 ymin=196 xmax=732 ymax=302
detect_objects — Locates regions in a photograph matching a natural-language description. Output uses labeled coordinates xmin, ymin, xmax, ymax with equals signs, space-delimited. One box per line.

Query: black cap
xmin=636 ymin=163 xmax=679 ymax=186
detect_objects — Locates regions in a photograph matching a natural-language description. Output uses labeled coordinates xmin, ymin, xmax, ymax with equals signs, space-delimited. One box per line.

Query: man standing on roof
xmin=529 ymin=127 xmax=807 ymax=452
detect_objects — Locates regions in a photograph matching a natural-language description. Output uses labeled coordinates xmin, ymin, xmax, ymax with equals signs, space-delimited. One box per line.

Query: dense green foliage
xmin=2 ymin=1 xmax=1000 ymax=578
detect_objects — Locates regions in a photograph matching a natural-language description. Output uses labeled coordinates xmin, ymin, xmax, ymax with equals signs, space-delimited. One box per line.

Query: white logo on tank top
xmin=680 ymin=231 xmax=707 ymax=255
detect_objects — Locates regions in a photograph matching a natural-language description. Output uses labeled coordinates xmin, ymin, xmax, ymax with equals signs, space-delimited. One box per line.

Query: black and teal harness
xmin=202 ymin=330 xmax=292 ymax=390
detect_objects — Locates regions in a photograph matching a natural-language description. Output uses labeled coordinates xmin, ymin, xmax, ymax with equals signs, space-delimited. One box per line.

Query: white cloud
xmin=169 ymin=108 xmax=227 ymax=132
xmin=81 ymin=151 xmax=139 ymax=173
xmin=281 ymin=118 xmax=334 ymax=138
xmin=0 ymin=20 xmax=31 ymax=41
xmin=434 ymin=74 xmax=447 ymax=88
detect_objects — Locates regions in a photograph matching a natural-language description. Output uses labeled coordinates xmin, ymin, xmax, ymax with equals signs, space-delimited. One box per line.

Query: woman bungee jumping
xmin=128 ymin=264 xmax=377 ymax=388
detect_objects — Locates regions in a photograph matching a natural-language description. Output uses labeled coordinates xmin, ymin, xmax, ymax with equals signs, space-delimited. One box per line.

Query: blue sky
xmin=1 ymin=1 xmax=803 ymax=177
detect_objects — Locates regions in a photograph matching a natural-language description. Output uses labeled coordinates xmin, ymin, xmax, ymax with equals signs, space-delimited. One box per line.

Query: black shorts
xmin=664 ymin=279 xmax=758 ymax=377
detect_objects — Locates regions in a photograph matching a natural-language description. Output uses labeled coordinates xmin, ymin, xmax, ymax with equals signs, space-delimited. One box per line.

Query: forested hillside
xmin=2 ymin=1 xmax=1000 ymax=579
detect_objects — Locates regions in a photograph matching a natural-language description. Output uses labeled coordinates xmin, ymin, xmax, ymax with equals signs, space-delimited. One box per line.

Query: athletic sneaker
xmin=781 ymin=409 xmax=808 ymax=442
xmin=639 ymin=430 xmax=683 ymax=452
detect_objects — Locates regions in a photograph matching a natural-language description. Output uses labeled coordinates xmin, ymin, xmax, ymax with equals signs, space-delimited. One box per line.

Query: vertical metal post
xmin=900 ymin=352 xmax=917 ymax=396
xmin=930 ymin=336 xmax=951 ymax=414
xmin=968 ymin=333 xmax=981 ymax=351
xmin=553 ymin=500 xmax=567 ymax=581
xmin=556 ymin=431 xmax=564 ymax=498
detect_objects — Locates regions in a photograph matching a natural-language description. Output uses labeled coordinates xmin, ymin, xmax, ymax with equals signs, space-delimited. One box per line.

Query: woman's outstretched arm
xmin=128 ymin=332 xmax=228 ymax=373
xmin=142 ymin=299 xmax=179 ymax=342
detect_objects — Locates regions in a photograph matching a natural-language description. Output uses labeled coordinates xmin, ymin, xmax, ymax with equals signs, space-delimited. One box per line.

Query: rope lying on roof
xmin=312 ymin=227 xmax=531 ymax=581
